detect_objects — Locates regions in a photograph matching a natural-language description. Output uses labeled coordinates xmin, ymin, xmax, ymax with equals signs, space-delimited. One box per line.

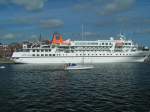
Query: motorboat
xmin=64 ymin=63 xmax=94 ymax=70
xmin=0 ymin=66 xmax=6 ymax=69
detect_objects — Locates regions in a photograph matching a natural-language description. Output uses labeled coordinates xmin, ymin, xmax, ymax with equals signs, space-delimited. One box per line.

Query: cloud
xmin=101 ymin=0 xmax=135 ymax=15
xmin=0 ymin=18 xmax=33 ymax=26
xmin=0 ymin=0 xmax=47 ymax=11
xmin=0 ymin=0 xmax=7 ymax=4
xmin=74 ymin=0 xmax=136 ymax=15
xmin=74 ymin=2 xmax=92 ymax=12
xmin=84 ymin=32 xmax=98 ymax=36
xmin=1 ymin=33 xmax=16 ymax=40
xmin=95 ymin=15 xmax=150 ymax=29
xmin=40 ymin=19 xmax=64 ymax=29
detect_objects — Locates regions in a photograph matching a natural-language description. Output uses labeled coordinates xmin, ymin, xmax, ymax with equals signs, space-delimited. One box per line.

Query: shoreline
xmin=0 ymin=58 xmax=15 ymax=64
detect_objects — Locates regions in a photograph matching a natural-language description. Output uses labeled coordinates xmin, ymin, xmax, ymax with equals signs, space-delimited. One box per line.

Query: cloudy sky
xmin=0 ymin=0 xmax=150 ymax=46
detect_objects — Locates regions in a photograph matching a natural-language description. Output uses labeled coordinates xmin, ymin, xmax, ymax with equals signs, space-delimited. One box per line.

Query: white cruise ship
xmin=12 ymin=33 xmax=149 ymax=64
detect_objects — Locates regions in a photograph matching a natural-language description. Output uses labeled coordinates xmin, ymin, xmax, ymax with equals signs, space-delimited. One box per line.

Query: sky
xmin=0 ymin=0 xmax=150 ymax=46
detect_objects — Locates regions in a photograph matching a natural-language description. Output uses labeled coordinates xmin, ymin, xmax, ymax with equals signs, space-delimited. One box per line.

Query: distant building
xmin=0 ymin=43 xmax=12 ymax=58
xmin=0 ymin=43 xmax=8 ymax=48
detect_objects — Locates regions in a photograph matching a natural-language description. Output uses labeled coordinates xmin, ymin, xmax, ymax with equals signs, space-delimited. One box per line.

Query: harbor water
xmin=0 ymin=63 xmax=150 ymax=112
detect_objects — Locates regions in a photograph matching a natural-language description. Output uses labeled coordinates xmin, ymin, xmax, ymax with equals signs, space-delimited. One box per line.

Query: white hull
xmin=12 ymin=56 xmax=147 ymax=64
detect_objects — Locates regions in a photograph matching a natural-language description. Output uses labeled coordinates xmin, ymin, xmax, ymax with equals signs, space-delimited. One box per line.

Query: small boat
xmin=0 ymin=66 xmax=6 ymax=69
xmin=64 ymin=63 xmax=94 ymax=70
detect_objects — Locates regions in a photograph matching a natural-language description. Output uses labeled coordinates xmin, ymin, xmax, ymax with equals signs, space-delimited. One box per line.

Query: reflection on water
xmin=0 ymin=63 xmax=150 ymax=112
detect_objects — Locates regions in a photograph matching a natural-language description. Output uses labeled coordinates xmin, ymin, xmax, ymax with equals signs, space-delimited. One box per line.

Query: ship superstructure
xmin=12 ymin=33 xmax=149 ymax=63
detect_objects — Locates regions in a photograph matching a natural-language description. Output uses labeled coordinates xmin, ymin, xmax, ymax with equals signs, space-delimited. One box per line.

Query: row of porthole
xmin=32 ymin=53 xmax=132 ymax=57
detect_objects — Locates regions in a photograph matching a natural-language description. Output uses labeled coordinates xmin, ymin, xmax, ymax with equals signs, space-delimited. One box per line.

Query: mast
xmin=82 ymin=24 xmax=84 ymax=64
xmin=39 ymin=33 xmax=42 ymax=42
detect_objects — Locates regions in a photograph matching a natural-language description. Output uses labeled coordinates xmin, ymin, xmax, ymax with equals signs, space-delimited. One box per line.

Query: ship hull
xmin=12 ymin=56 xmax=147 ymax=64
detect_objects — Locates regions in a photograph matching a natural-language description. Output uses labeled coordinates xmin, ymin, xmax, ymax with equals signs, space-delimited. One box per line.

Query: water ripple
xmin=0 ymin=63 xmax=150 ymax=112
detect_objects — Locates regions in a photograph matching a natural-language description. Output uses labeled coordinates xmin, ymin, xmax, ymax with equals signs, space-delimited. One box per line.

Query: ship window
xmin=102 ymin=43 xmax=104 ymax=45
xmin=45 ymin=54 xmax=48 ymax=56
xmin=49 ymin=54 xmax=51 ymax=56
xmin=53 ymin=54 xmax=55 ymax=56
xmin=41 ymin=54 xmax=44 ymax=56
xmin=37 ymin=54 xmax=39 ymax=56
xmin=49 ymin=50 xmax=51 ymax=52
xmin=106 ymin=43 xmax=108 ymax=45
xmin=37 ymin=50 xmax=39 ymax=52
xmin=41 ymin=50 xmax=44 ymax=52
xmin=45 ymin=50 xmax=48 ymax=52
xmin=33 ymin=50 xmax=35 ymax=52
xmin=32 ymin=54 xmax=35 ymax=56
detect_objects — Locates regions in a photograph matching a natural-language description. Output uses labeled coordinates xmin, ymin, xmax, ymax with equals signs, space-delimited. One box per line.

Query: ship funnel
xmin=51 ymin=33 xmax=63 ymax=44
